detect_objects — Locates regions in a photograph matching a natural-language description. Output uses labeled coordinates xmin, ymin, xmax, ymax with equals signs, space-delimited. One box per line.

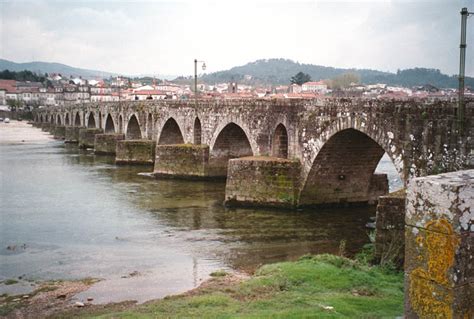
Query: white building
xmin=301 ymin=81 xmax=328 ymax=94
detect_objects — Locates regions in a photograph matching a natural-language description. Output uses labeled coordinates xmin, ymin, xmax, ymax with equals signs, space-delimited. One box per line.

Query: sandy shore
xmin=0 ymin=121 xmax=53 ymax=144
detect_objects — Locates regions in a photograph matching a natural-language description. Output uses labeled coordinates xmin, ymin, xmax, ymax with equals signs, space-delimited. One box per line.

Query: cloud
xmin=0 ymin=0 xmax=472 ymax=76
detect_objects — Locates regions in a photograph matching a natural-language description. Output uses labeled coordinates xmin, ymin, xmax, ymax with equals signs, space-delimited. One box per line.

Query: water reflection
xmin=1 ymin=140 xmax=397 ymax=302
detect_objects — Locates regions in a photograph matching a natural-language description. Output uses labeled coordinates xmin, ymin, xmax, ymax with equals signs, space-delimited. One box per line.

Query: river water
xmin=0 ymin=122 xmax=402 ymax=303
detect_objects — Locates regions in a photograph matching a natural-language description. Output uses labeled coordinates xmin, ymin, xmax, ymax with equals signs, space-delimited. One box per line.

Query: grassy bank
xmin=70 ymin=254 xmax=403 ymax=319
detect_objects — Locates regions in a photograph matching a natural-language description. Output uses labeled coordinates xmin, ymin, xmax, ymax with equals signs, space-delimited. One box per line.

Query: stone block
xmin=154 ymin=144 xmax=209 ymax=178
xmin=405 ymin=273 xmax=473 ymax=319
xmin=53 ymin=126 xmax=66 ymax=139
xmin=116 ymin=140 xmax=156 ymax=165
xmin=405 ymin=170 xmax=474 ymax=235
xmin=405 ymin=170 xmax=474 ymax=319
xmin=94 ymin=133 xmax=125 ymax=155
xmin=65 ymin=127 xmax=81 ymax=143
xmin=224 ymin=156 xmax=301 ymax=209
xmin=78 ymin=128 xmax=103 ymax=149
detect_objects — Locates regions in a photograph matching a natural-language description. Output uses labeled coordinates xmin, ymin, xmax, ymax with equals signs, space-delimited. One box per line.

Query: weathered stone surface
xmin=405 ymin=170 xmax=474 ymax=234
xmin=53 ymin=126 xmax=66 ymax=139
xmin=374 ymin=189 xmax=406 ymax=266
xmin=65 ymin=127 xmax=81 ymax=143
xmin=78 ymin=128 xmax=103 ymax=149
xmin=405 ymin=170 xmax=474 ymax=319
xmin=33 ymin=98 xmax=473 ymax=206
xmin=116 ymin=140 xmax=156 ymax=165
xmin=154 ymin=144 xmax=209 ymax=178
xmin=225 ymin=156 xmax=301 ymax=208
xmin=368 ymin=173 xmax=389 ymax=204
xmin=94 ymin=133 xmax=125 ymax=155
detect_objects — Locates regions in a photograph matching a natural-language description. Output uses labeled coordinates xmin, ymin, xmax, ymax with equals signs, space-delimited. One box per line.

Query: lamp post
xmin=194 ymin=59 xmax=206 ymax=97
xmin=458 ymin=7 xmax=472 ymax=133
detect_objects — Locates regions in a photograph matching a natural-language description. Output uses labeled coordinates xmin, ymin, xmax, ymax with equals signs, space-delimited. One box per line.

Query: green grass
xmin=3 ymin=279 xmax=19 ymax=285
xmin=80 ymin=254 xmax=403 ymax=319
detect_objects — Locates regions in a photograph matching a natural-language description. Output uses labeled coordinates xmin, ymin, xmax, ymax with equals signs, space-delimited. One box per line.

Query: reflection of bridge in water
xmin=34 ymin=98 xmax=473 ymax=208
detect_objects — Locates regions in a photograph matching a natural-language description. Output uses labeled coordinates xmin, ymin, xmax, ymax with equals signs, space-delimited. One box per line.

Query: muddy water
xmin=0 ymin=122 xmax=402 ymax=303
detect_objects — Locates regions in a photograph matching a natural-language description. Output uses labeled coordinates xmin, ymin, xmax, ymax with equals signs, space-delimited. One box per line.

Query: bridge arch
xmin=87 ymin=112 xmax=96 ymax=128
xmin=194 ymin=117 xmax=202 ymax=144
xmin=74 ymin=112 xmax=81 ymax=126
xmin=39 ymin=114 xmax=44 ymax=123
xmin=56 ymin=114 xmax=62 ymax=125
xmin=104 ymin=114 xmax=115 ymax=133
xmin=271 ymin=123 xmax=288 ymax=158
xmin=126 ymin=114 xmax=142 ymax=139
xmin=158 ymin=117 xmax=184 ymax=144
xmin=299 ymin=121 xmax=402 ymax=206
xmin=209 ymin=122 xmax=254 ymax=177
xmin=50 ymin=114 xmax=54 ymax=123
xmin=65 ymin=113 xmax=70 ymax=126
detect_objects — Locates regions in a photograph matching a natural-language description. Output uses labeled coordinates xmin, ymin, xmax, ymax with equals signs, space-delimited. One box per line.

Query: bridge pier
xmin=115 ymin=140 xmax=156 ymax=165
xmin=65 ymin=127 xmax=81 ymax=143
xmin=94 ymin=133 xmax=125 ymax=155
xmin=224 ymin=156 xmax=301 ymax=209
xmin=79 ymin=128 xmax=103 ymax=149
xmin=53 ymin=126 xmax=66 ymax=140
xmin=405 ymin=170 xmax=473 ymax=319
xmin=153 ymin=144 xmax=210 ymax=179
xmin=41 ymin=123 xmax=52 ymax=132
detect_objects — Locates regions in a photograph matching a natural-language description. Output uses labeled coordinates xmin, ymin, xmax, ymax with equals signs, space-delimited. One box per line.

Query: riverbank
xmin=0 ymin=120 xmax=52 ymax=144
xmin=43 ymin=254 xmax=403 ymax=318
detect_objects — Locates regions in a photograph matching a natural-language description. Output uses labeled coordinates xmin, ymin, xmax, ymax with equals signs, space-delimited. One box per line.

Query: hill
xmin=201 ymin=58 xmax=473 ymax=88
xmin=0 ymin=59 xmax=116 ymax=79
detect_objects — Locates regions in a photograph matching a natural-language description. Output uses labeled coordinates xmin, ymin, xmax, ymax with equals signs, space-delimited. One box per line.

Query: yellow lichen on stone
xmin=409 ymin=218 xmax=460 ymax=319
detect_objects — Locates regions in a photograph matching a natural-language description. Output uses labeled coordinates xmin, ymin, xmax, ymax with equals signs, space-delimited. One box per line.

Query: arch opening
xmin=87 ymin=112 xmax=96 ymax=128
xmin=147 ymin=113 xmax=153 ymax=140
xmin=40 ymin=114 xmax=43 ymax=123
xmin=299 ymin=128 xmax=401 ymax=206
xmin=56 ymin=114 xmax=62 ymax=125
xmin=158 ymin=118 xmax=184 ymax=144
xmin=210 ymin=123 xmax=253 ymax=177
xmin=126 ymin=115 xmax=142 ymax=139
xmin=65 ymin=113 xmax=70 ymax=126
xmin=74 ymin=112 xmax=81 ymax=126
xmin=105 ymin=114 xmax=115 ymax=133
xmin=50 ymin=115 xmax=54 ymax=123
xmin=98 ymin=112 xmax=102 ymax=129
xmin=271 ymin=123 xmax=288 ymax=158
xmin=194 ymin=117 xmax=202 ymax=144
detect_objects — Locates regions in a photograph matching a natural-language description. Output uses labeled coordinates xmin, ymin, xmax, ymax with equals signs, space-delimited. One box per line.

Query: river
xmin=0 ymin=121 xmax=402 ymax=304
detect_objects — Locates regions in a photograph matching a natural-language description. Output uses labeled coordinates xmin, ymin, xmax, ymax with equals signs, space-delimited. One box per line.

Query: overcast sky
xmin=0 ymin=0 xmax=473 ymax=77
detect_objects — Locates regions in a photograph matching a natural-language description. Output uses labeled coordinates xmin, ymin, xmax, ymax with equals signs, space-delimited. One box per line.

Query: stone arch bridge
xmin=34 ymin=98 xmax=473 ymax=208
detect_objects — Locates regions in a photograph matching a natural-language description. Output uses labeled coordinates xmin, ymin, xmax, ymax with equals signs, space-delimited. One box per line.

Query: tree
xmin=290 ymin=72 xmax=312 ymax=85
xmin=328 ymin=72 xmax=360 ymax=89
xmin=6 ymin=99 xmax=23 ymax=112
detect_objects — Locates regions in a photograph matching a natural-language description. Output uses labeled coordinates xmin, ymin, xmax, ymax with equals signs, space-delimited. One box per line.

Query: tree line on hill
xmin=0 ymin=70 xmax=47 ymax=83
xmin=200 ymin=58 xmax=473 ymax=89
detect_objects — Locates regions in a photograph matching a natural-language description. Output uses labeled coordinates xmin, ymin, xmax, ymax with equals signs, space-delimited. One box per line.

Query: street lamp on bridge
xmin=194 ymin=59 xmax=206 ymax=97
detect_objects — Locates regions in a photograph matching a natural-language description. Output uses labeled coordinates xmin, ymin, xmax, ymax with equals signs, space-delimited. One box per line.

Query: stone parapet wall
xmin=405 ymin=170 xmax=473 ymax=318
xmin=154 ymin=144 xmax=209 ymax=178
xmin=225 ymin=156 xmax=301 ymax=208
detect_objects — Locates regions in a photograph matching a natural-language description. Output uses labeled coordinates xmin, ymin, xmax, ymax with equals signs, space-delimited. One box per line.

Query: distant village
xmin=0 ymin=72 xmax=473 ymax=110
